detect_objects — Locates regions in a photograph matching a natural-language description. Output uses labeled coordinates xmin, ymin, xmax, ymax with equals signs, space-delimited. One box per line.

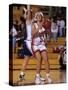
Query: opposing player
xmin=19 ymin=5 xmax=33 ymax=80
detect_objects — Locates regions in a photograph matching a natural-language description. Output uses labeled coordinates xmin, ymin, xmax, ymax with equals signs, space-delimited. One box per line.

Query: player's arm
xmin=27 ymin=5 xmax=31 ymax=20
xmin=44 ymin=35 xmax=47 ymax=45
xmin=32 ymin=24 xmax=40 ymax=38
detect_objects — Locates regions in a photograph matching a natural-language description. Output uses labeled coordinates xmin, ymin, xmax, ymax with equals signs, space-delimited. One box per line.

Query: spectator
xmin=51 ymin=19 xmax=58 ymax=42
xmin=58 ymin=45 xmax=66 ymax=70
xmin=56 ymin=17 xmax=61 ymax=37
xmin=10 ymin=23 xmax=17 ymax=53
xmin=60 ymin=17 xmax=65 ymax=37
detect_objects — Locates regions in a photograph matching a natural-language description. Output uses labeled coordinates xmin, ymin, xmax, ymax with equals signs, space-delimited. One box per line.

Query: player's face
xmin=36 ymin=14 xmax=42 ymax=22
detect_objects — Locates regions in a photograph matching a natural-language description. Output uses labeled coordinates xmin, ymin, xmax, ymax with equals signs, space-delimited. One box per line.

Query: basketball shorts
xmin=32 ymin=44 xmax=47 ymax=53
xmin=23 ymin=40 xmax=32 ymax=56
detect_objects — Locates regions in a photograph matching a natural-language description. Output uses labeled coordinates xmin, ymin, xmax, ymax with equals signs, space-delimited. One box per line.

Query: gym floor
xmin=10 ymin=69 xmax=66 ymax=86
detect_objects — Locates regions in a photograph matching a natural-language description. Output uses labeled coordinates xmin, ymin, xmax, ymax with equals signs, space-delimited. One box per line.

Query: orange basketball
xmin=43 ymin=19 xmax=51 ymax=29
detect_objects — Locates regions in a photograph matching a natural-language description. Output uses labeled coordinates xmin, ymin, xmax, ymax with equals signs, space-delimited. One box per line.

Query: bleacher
xmin=10 ymin=37 xmax=65 ymax=70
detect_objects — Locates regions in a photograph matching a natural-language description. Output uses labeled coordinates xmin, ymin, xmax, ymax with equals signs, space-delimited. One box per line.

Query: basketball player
xmin=32 ymin=12 xmax=52 ymax=84
xmin=19 ymin=5 xmax=33 ymax=80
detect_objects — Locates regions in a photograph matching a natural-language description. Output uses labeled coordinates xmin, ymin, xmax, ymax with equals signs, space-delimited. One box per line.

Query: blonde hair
xmin=35 ymin=12 xmax=43 ymax=19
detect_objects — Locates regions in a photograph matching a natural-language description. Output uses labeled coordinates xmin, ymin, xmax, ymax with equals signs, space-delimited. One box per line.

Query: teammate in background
xmin=32 ymin=12 xmax=52 ymax=84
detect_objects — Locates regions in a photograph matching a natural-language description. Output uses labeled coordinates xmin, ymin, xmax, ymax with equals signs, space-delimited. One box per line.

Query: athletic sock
xmin=36 ymin=74 xmax=40 ymax=77
xmin=20 ymin=71 xmax=25 ymax=76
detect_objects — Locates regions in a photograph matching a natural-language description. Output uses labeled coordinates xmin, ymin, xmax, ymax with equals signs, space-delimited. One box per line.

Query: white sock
xmin=20 ymin=71 xmax=24 ymax=75
xmin=36 ymin=74 xmax=40 ymax=77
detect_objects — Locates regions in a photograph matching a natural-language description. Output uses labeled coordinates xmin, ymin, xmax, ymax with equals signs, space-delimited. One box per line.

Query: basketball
xmin=43 ymin=19 xmax=51 ymax=29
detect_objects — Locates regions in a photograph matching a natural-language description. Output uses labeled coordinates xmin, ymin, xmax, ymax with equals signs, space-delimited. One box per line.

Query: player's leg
xmin=32 ymin=45 xmax=42 ymax=84
xmin=19 ymin=56 xmax=29 ymax=80
xmin=19 ymin=41 xmax=32 ymax=80
xmin=34 ymin=50 xmax=42 ymax=84
xmin=13 ymin=36 xmax=16 ymax=53
xmin=53 ymin=32 xmax=58 ymax=42
xmin=41 ymin=49 xmax=52 ymax=83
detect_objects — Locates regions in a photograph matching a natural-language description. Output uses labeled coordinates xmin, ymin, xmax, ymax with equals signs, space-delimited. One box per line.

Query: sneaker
xmin=19 ymin=74 xmax=25 ymax=81
xmin=35 ymin=75 xmax=45 ymax=84
xmin=35 ymin=75 xmax=41 ymax=84
xmin=40 ymin=77 xmax=45 ymax=81
xmin=45 ymin=76 xmax=53 ymax=84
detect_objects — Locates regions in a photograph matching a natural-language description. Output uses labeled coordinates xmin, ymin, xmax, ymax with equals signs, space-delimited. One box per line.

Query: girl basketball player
xmin=32 ymin=12 xmax=52 ymax=84
xmin=19 ymin=5 xmax=33 ymax=80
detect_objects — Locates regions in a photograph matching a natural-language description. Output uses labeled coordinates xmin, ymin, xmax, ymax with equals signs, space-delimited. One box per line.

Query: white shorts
xmin=32 ymin=44 xmax=47 ymax=53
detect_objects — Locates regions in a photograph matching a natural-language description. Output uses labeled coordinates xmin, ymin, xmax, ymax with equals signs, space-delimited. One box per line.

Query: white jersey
xmin=32 ymin=23 xmax=45 ymax=45
xmin=24 ymin=20 xmax=32 ymax=53
xmin=26 ymin=20 xmax=32 ymax=41
xmin=32 ymin=23 xmax=47 ymax=52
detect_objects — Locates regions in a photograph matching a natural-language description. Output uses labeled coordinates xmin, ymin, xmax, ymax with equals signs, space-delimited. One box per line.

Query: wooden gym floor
xmin=10 ymin=69 xmax=66 ymax=86
xmin=9 ymin=37 xmax=66 ymax=86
